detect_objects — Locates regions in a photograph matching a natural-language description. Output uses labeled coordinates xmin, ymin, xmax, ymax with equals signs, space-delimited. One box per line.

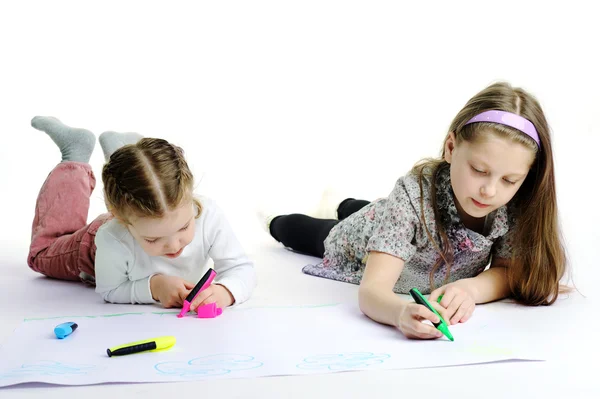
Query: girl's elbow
xmin=357 ymin=284 xmax=372 ymax=315
xmin=100 ymin=292 xmax=113 ymax=303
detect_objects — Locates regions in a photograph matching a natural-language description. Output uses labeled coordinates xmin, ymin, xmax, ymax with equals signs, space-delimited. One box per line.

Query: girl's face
xmin=444 ymin=131 xmax=535 ymax=225
xmin=127 ymin=201 xmax=196 ymax=258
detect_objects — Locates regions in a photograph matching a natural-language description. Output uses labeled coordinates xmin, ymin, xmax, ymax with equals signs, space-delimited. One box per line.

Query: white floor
xmin=1 ymin=2 xmax=599 ymax=397
xmin=0 ymin=231 xmax=598 ymax=398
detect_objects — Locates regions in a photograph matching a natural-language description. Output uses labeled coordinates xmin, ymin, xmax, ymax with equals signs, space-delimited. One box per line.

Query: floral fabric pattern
xmin=302 ymin=165 xmax=514 ymax=294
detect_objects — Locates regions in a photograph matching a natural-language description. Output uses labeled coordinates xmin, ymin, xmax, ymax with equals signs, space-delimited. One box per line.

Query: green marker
xmin=409 ymin=288 xmax=454 ymax=341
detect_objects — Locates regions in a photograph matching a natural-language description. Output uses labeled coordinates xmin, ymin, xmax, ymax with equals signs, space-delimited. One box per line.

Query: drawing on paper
xmin=297 ymin=352 xmax=391 ymax=371
xmin=0 ymin=360 xmax=98 ymax=379
xmin=155 ymin=354 xmax=263 ymax=377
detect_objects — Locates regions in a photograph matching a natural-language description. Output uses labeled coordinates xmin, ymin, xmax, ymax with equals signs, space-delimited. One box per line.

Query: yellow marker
xmin=107 ymin=336 xmax=176 ymax=357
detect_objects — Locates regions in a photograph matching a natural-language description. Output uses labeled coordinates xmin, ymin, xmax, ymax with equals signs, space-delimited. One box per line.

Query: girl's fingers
xmin=410 ymin=320 xmax=442 ymax=339
xmin=437 ymin=290 xmax=455 ymax=309
xmin=443 ymin=294 xmax=465 ymax=324
xmin=165 ymin=298 xmax=180 ymax=308
xmin=412 ymin=304 xmax=440 ymax=325
xmin=178 ymin=286 xmax=192 ymax=300
xmin=411 ymin=306 xmax=444 ymax=339
xmin=459 ymin=305 xmax=475 ymax=323
xmin=198 ymin=293 xmax=216 ymax=306
xmin=429 ymin=287 xmax=446 ymax=304
xmin=450 ymin=301 xmax=470 ymax=324
xmin=431 ymin=302 xmax=450 ymax=324
xmin=190 ymin=290 xmax=212 ymax=311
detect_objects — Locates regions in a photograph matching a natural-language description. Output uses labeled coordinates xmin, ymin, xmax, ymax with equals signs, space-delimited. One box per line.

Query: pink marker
xmin=196 ymin=302 xmax=223 ymax=318
xmin=177 ymin=269 xmax=217 ymax=318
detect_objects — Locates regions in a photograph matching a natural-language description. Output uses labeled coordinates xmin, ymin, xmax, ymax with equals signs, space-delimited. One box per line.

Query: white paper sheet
xmin=0 ymin=302 xmax=550 ymax=387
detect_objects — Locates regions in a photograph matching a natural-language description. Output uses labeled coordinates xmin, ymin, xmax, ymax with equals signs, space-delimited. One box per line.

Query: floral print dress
xmin=302 ymin=165 xmax=514 ymax=294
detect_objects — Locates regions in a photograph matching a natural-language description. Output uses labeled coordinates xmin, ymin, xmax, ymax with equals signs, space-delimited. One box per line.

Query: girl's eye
xmin=145 ymin=238 xmax=158 ymax=244
xmin=471 ymin=166 xmax=485 ymax=174
xmin=503 ymin=179 xmax=517 ymax=185
xmin=180 ymin=224 xmax=190 ymax=231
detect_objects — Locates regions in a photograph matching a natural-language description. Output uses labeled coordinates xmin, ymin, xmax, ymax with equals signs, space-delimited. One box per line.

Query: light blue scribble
xmin=297 ymin=352 xmax=391 ymax=371
xmin=155 ymin=354 xmax=263 ymax=378
xmin=0 ymin=360 xmax=97 ymax=380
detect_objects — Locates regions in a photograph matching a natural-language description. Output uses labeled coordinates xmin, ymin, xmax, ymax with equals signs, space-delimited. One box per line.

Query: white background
xmin=0 ymin=1 xmax=598 ymax=397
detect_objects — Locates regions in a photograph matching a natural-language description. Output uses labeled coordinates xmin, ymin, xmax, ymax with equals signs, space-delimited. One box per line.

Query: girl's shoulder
xmin=96 ymin=217 xmax=131 ymax=241
xmin=394 ymin=167 xmax=438 ymax=201
xmin=384 ymin=165 xmax=450 ymax=230
xmin=193 ymin=195 xmax=231 ymax=228
xmin=95 ymin=218 xmax=136 ymax=252
xmin=195 ymin=195 xmax=221 ymax=218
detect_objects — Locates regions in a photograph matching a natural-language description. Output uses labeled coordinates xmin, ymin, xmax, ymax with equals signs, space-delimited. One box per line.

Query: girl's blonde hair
xmin=102 ymin=138 xmax=201 ymax=224
xmin=413 ymin=82 xmax=567 ymax=306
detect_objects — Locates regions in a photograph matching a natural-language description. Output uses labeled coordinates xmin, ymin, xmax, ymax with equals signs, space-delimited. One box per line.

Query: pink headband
xmin=464 ymin=110 xmax=540 ymax=147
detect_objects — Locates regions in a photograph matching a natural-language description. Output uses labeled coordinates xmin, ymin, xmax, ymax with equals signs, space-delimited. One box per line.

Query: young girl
xmin=263 ymin=82 xmax=566 ymax=340
xmin=28 ymin=117 xmax=256 ymax=311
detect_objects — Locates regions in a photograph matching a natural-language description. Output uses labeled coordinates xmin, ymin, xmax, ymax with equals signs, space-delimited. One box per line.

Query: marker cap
xmin=54 ymin=322 xmax=78 ymax=339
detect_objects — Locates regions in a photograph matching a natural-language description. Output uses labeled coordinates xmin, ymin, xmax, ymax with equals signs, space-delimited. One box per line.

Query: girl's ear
xmin=107 ymin=206 xmax=128 ymax=225
xmin=444 ymin=132 xmax=457 ymax=163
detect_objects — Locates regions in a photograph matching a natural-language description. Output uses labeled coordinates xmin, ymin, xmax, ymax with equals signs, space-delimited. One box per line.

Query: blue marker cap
xmin=54 ymin=322 xmax=78 ymax=339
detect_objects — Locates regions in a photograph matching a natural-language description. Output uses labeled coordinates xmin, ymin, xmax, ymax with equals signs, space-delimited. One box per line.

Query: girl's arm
xmin=359 ymin=251 xmax=407 ymax=326
xmin=359 ymin=252 xmax=443 ymax=339
xmin=467 ymin=257 xmax=511 ymax=304
xmin=359 ymin=251 xmax=449 ymax=339
xmin=203 ymin=199 xmax=257 ymax=306
xmin=94 ymin=229 xmax=157 ymax=304
xmin=428 ymin=258 xmax=511 ymax=324
xmin=432 ymin=257 xmax=510 ymax=308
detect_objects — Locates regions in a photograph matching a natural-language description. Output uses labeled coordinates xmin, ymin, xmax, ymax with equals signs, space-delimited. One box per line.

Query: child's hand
xmin=429 ymin=280 xmax=476 ymax=325
xmin=150 ymin=274 xmax=195 ymax=308
xmin=190 ymin=284 xmax=234 ymax=311
xmin=396 ymin=303 xmax=445 ymax=339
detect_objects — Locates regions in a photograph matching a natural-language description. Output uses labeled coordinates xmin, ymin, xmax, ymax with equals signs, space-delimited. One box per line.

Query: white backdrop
xmin=1 ymin=1 xmax=599 ymax=397
xmin=1 ymin=0 xmax=598 ymax=323
xmin=0 ymin=0 xmax=600 ymax=291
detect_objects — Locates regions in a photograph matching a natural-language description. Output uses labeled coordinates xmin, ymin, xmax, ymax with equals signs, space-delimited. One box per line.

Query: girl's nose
xmin=480 ymin=183 xmax=495 ymax=198
xmin=164 ymin=237 xmax=179 ymax=252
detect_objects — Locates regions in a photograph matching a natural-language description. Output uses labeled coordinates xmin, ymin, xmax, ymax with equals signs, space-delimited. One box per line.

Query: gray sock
xmin=99 ymin=131 xmax=144 ymax=161
xmin=31 ymin=116 xmax=96 ymax=163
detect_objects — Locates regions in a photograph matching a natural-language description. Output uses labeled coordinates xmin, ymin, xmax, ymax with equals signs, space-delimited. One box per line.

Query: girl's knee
xmin=26 ymin=252 xmax=80 ymax=281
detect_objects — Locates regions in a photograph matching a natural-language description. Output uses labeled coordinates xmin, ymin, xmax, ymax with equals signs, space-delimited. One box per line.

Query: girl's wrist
xmin=394 ymin=300 xmax=409 ymax=328
xmin=149 ymin=274 xmax=163 ymax=301
xmin=462 ymin=278 xmax=480 ymax=303
xmin=216 ymin=284 xmax=235 ymax=307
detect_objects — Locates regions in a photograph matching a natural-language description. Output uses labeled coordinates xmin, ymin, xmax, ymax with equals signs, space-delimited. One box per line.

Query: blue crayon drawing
xmin=0 ymin=360 xmax=98 ymax=380
xmin=297 ymin=352 xmax=391 ymax=371
xmin=155 ymin=354 xmax=263 ymax=378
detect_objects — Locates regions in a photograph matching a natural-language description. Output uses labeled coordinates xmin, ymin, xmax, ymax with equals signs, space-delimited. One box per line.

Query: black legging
xmin=269 ymin=198 xmax=370 ymax=257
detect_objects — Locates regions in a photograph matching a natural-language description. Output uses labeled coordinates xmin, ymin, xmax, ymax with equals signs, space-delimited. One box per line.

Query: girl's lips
xmin=472 ymin=198 xmax=490 ymax=208
xmin=164 ymin=247 xmax=183 ymax=258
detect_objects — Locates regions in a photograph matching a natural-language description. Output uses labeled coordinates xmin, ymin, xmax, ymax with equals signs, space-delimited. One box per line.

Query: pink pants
xmin=27 ymin=162 xmax=113 ymax=283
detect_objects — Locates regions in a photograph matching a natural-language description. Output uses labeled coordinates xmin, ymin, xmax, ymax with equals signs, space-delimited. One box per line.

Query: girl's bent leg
xmin=269 ymin=214 xmax=338 ymax=258
xmin=337 ymin=198 xmax=370 ymax=220
xmin=27 ymin=162 xmax=109 ymax=281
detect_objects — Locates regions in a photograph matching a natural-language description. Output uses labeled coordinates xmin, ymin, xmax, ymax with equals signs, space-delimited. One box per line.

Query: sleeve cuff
xmin=366 ymin=237 xmax=416 ymax=262
xmin=215 ymin=276 xmax=248 ymax=308
xmin=141 ymin=275 xmax=160 ymax=304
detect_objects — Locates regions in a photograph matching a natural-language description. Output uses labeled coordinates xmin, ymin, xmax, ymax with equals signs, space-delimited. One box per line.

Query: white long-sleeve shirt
xmin=94 ymin=196 xmax=256 ymax=306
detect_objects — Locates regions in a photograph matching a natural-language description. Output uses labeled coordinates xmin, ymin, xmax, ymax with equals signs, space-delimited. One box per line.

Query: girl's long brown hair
xmin=102 ymin=138 xmax=202 ymax=223
xmin=413 ymin=82 xmax=567 ymax=306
